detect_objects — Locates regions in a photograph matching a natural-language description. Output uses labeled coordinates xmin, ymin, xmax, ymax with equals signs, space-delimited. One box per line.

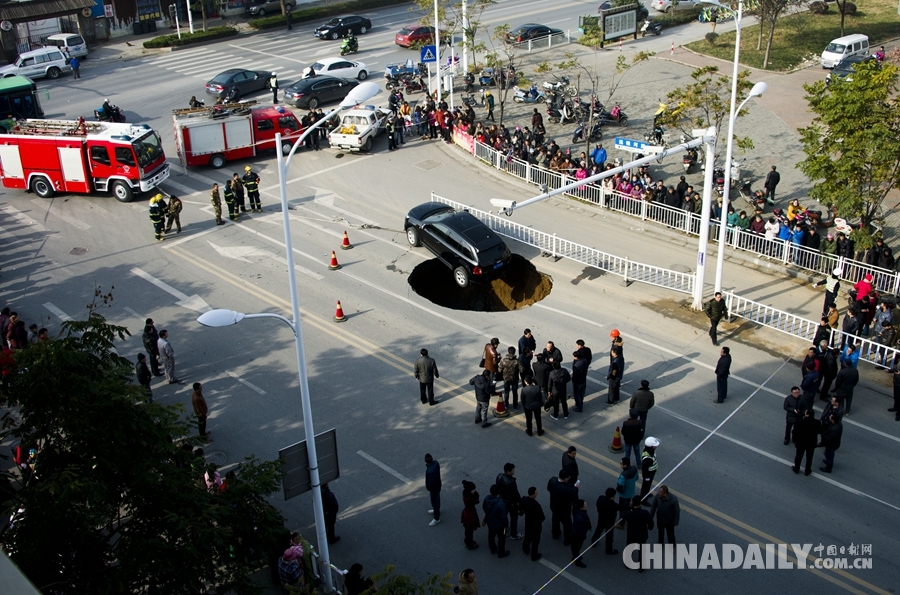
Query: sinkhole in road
xmin=408 ymin=255 xmax=552 ymax=312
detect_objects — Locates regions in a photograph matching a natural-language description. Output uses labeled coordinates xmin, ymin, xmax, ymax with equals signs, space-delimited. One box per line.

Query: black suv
xmin=315 ymin=15 xmax=373 ymax=40
xmin=405 ymin=202 xmax=512 ymax=288
xmin=825 ymin=54 xmax=877 ymax=85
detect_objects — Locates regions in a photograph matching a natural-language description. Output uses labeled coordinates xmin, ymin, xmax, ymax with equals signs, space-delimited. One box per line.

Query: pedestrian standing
xmin=561 ymin=446 xmax=579 ymax=486
xmin=833 ymin=360 xmax=859 ymax=415
xmin=485 ymin=91 xmax=495 ymax=121
xmin=570 ymin=499 xmax=591 ymax=568
xmin=783 ymin=387 xmax=802 ymax=445
xmin=460 ymin=481 xmax=480 ymax=550
xmin=482 ymin=484 xmax=509 ymax=557
xmin=763 ymin=165 xmax=780 ymax=204
xmin=791 ymin=408 xmax=821 ymax=475
xmin=548 ymin=361 xmax=571 ymax=420
xmin=639 ymin=437 xmax=659 ymax=501
xmin=648 ymin=485 xmax=680 ymax=545
xmin=425 ymin=453 xmax=442 ymax=526
xmin=386 ymin=116 xmax=397 ymax=151
xmin=571 ymin=350 xmax=588 ymax=412
xmin=891 ymin=370 xmax=900 ymax=421
xmin=483 ymin=337 xmax=500 ymax=379
xmin=840 ymin=310 xmax=859 ymax=349
xmin=157 ymin=329 xmax=179 ymax=384
xmin=322 ymin=482 xmax=340 ymax=543
xmin=27 ymin=324 xmax=39 ymax=345
xmin=243 ymin=166 xmax=262 ymax=212
xmin=191 ymin=382 xmax=209 ymax=439
xmin=498 ymin=346 xmax=520 ymax=409
xmin=590 ymin=488 xmax=620 ymax=555
xmin=819 ymin=414 xmax=843 ymax=473
xmin=69 ymin=55 xmax=81 ymax=79
xmin=814 ymin=268 xmax=842 ymax=317
xmin=232 ymin=173 xmax=247 ymax=213
xmin=629 ymin=380 xmax=655 ymax=431
xmin=135 ymin=353 xmax=152 ymax=402
xmin=520 ymin=486 xmax=545 ymax=561
xmin=547 ymin=469 xmax=577 ymax=545
xmin=414 ymin=348 xmax=440 ymax=405
xmin=223 ymin=181 xmax=239 ymax=221
xmin=269 ymin=72 xmax=279 ymax=103
xmin=542 ymin=340 xmax=563 ymax=366
xmin=800 ymin=365 xmax=819 ymax=408
xmin=285 ymin=8 xmax=292 ymax=30
xmin=713 ymin=346 xmax=731 ymax=403
xmin=623 ymin=496 xmax=654 ymax=572
xmin=704 ymin=292 xmax=729 ymax=346
xmin=457 ymin=569 xmax=478 ymax=595
xmin=149 ymin=194 xmax=166 ymax=241
xmin=521 ymin=375 xmax=544 ymax=436
xmin=165 ymin=195 xmax=183 ymax=233
xmin=532 ymin=353 xmax=550 ymax=405
xmin=606 ymin=346 xmax=623 ymax=405
xmin=142 ymin=319 xmax=163 ymax=376
xmin=518 ymin=329 xmax=536 ymax=370
xmin=616 ymin=457 xmax=638 ymax=520
xmin=470 ymin=369 xmax=494 ymax=428
xmin=495 ymin=463 xmax=522 ymax=540
xmin=210 ymin=183 xmax=224 ymax=226
xmin=622 ymin=410 xmax=644 ymax=466
xmin=609 ymin=329 xmax=624 ymax=367
xmin=819 ymin=347 xmax=838 ymax=401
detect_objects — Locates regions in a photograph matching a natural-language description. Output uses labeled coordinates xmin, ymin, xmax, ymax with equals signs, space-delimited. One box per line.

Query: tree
xmin=482 ymin=23 xmax=524 ymax=125
xmin=654 ymin=65 xmax=755 ymax=158
xmin=798 ymin=61 xmax=900 ymax=238
xmin=0 ymin=308 xmax=286 ymax=594
xmin=410 ymin=0 xmax=496 ymax=69
xmin=755 ymin=0 xmax=791 ymax=68
xmin=833 ymin=0 xmax=852 ymax=37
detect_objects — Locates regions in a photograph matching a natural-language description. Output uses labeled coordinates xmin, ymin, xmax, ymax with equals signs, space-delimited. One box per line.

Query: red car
xmin=395 ymin=24 xmax=441 ymax=48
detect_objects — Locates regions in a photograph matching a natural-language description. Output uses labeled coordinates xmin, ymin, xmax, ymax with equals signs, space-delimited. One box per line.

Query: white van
xmin=0 ymin=47 xmax=72 ymax=79
xmin=821 ymin=34 xmax=869 ymax=69
xmin=47 ymin=33 xmax=89 ymax=59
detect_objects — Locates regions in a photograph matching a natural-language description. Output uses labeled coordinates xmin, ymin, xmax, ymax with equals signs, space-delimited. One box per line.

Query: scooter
xmin=340 ymin=36 xmax=358 ymax=56
xmin=640 ymin=20 xmax=662 ymax=37
xmin=513 ymin=84 xmax=546 ymax=103
xmin=401 ymin=77 xmax=427 ymax=93
xmin=462 ymin=93 xmax=480 ymax=108
xmin=714 ymin=167 xmax=726 ymax=196
xmin=594 ymin=103 xmax=629 ymax=127
xmin=463 ymin=72 xmax=475 ymax=93
xmin=95 ymin=104 xmax=125 ymax=123
xmin=645 ymin=125 xmax=665 ymax=145
xmin=542 ymin=75 xmax=578 ymax=97
xmin=572 ymin=120 xmax=603 ymax=144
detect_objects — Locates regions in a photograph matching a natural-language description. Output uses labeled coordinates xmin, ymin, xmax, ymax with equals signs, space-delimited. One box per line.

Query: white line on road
xmin=0 ymin=204 xmax=48 ymax=232
xmin=227 ymin=43 xmax=308 ymax=64
xmin=129 ymin=268 xmax=211 ymax=313
xmin=357 ymin=450 xmax=412 ymax=484
xmin=124 ymin=307 xmax=144 ymax=320
xmin=260 ymin=155 xmax=374 ymax=191
xmin=226 ymin=370 xmax=266 ymax=395
xmin=161 ymin=222 xmax=228 ymax=249
xmin=160 ymin=178 xmax=202 ymax=197
xmin=537 ymin=559 xmax=606 ymax=595
xmin=42 ymin=302 xmax=72 ymax=322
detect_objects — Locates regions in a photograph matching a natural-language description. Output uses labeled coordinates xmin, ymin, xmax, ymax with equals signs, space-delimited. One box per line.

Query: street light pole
xmin=461 ymin=0 xmax=468 ymax=74
xmin=693 ymin=126 xmax=718 ymax=309
xmin=434 ymin=0 xmax=442 ymax=100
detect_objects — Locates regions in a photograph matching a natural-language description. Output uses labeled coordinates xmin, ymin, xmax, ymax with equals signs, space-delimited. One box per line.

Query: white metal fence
xmin=450 ymin=127 xmax=900 ymax=296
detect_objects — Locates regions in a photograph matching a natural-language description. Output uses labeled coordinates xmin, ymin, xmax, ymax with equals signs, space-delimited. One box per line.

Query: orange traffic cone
xmin=328 ymin=251 xmax=342 ymax=270
xmin=492 ymin=392 xmax=509 ymax=418
xmin=333 ymin=300 xmax=346 ymax=323
xmin=340 ymin=230 xmax=353 ymax=250
xmin=608 ymin=426 xmax=624 ymax=453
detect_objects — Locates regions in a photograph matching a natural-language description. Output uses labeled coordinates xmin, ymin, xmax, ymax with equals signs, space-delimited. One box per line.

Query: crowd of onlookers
xmin=0 ymin=307 xmax=50 ymax=350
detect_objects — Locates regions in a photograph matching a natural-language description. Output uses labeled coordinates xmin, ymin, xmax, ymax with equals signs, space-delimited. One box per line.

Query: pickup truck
xmin=327 ymin=106 xmax=392 ymax=153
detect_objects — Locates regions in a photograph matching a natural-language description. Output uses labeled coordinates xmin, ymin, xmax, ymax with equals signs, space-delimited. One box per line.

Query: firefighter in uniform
xmin=149 ymin=194 xmax=166 ymax=241
xmin=232 ymin=172 xmax=246 ymax=212
xmin=243 ymin=165 xmax=261 ymax=212
xmin=639 ymin=437 xmax=659 ymax=502
xmin=210 ymin=183 xmax=224 ymax=225
xmin=223 ymin=180 xmax=239 ymax=221
xmin=165 ymin=195 xmax=183 ymax=233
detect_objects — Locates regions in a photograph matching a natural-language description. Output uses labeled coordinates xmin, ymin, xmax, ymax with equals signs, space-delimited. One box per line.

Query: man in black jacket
xmin=819 ymin=414 xmax=843 ymax=473
xmin=819 ymin=347 xmax=839 ymax=401
xmin=649 ymin=485 xmax=680 ymax=545
xmin=571 ymin=350 xmax=589 ymax=413
xmin=783 ymin=387 xmax=802 ymax=445
xmin=714 ymin=346 xmax=732 ymax=403
xmin=571 ymin=499 xmax=591 ymax=568
xmin=547 ymin=469 xmax=578 ymax=545
xmin=532 ymin=353 xmax=551 ymax=406
xmin=413 ymin=348 xmax=440 ymax=405
xmin=622 ymin=411 xmax=644 ymax=468
xmin=833 ymin=360 xmax=859 ymax=415
xmin=542 ymin=340 xmax=563 ymax=366
xmin=142 ymin=318 xmax=163 ymax=377
xmin=470 ymin=370 xmax=495 ymax=428
xmin=763 ymin=165 xmax=780 ymax=204
xmin=548 ymin=361 xmax=571 ymax=420
xmin=792 ymin=408 xmax=821 ymax=476
xmin=521 ymin=375 xmax=544 ymax=436
xmin=704 ymin=292 xmax=729 ymax=346
xmin=607 ymin=346 xmax=624 ymax=405
xmin=590 ymin=488 xmax=620 ymax=555
xmin=322 ymin=482 xmax=340 ymax=543
xmin=623 ymin=495 xmax=654 ymax=572
xmin=495 ymin=463 xmax=522 ymax=540
xmin=135 ymin=353 xmax=153 ymax=402
xmin=520 ymin=486 xmax=545 ymax=561
xmin=561 ymin=446 xmax=579 ymax=485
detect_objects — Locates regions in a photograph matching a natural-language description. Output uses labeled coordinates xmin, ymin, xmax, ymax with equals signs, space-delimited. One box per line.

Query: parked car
xmin=205 ymin=69 xmax=271 ymax=101
xmin=395 ymin=24 xmax=443 ymax=48
xmin=245 ymin=0 xmax=292 ymax=16
xmin=506 ymin=23 xmax=564 ymax=43
xmin=404 ymin=202 xmax=512 ymax=288
xmin=315 ymin=15 xmax=372 ymax=39
xmin=826 ymin=54 xmax=877 ymax=85
xmin=283 ymin=76 xmax=359 ymax=109
xmin=0 ymin=47 xmax=71 ymax=79
xmin=46 ymin=33 xmax=89 ymax=58
xmin=597 ymin=1 xmax=649 ymax=21
xmin=302 ymin=57 xmax=368 ymax=81
xmin=651 ymin=0 xmax=699 ymax=13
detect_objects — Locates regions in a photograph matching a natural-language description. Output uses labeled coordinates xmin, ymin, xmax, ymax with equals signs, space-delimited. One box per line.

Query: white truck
xmin=327 ymin=106 xmax=392 ymax=153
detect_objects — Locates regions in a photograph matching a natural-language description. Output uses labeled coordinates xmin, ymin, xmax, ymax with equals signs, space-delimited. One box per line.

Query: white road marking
xmin=0 ymin=204 xmax=48 ymax=232
xmin=207 ymin=240 xmax=324 ymax=280
xmin=161 ymin=222 xmax=225 ymax=249
xmin=227 ymin=43 xmax=309 ymax=64
xmin=148 ymin=50 xmax=216 ymax=65
xmin=537 ymin=559 xmax=606 ymax=595
xmin=226 ymin=370 xmax=266 ymax=394
xmin=42 ymin=302 xmax=72 ymax=322
xmin=310 ymin=187 xmax=380 ymax=225
xmin=129 ymin=268 xmax=212 ymax=313
xmin=357 ymin=450 xmax=412 ymax=484
xmin=261 ymin=155 xmax=374 ymax=191
xmin=159 ymin=178 xmax=200 ymax=196
xmin=124 ymin=306 xmax=144 ymax=320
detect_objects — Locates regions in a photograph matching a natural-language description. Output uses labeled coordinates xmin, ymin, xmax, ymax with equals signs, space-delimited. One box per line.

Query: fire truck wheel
xmin=281 ymin=141 xmax=293 ymax=154
xmin=210 ymin=154 xmax=227 ymax=169
xmin=112 ymin=181 xmax=133 ymax=203
xmin=30 ymin=176 xmax=54 ymax=198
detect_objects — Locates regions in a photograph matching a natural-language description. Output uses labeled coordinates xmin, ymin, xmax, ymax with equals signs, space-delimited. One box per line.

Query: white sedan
xmin=303 ymin=57 xmax=369 ymax=81
xmin=651 ymin=0 xmax=699 ymax=12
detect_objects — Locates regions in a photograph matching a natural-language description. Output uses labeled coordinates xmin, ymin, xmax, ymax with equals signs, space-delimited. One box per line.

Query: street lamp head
xmin=340 ymin=81 xmax=381 ymax=108
xmin=749 ymin=81 xmax=768 ymax=98
xmin=197 ymin=309 xmax=245 ymax=327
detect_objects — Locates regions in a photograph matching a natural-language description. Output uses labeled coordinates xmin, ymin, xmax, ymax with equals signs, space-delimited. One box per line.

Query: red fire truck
xmin=173 ymin=104 xmax=304 ymax=169
xmin=0 ymin=118 xmax=170 ymax=202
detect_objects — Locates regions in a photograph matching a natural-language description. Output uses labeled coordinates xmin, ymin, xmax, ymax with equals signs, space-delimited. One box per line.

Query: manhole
xmin=203 ymin=451 xmax=227 ymax=466
xmin=70 ymin=247 xmax=88 ymax=256
xmin=408 ymin=255 xmax=552 ymax=312
xmin=413 ymin=159 xmax=443 ymax=171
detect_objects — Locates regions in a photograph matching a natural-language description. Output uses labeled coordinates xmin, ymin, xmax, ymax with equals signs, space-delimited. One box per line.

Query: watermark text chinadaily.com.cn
xmin=622 ymin=543 xmax=873 ymax=570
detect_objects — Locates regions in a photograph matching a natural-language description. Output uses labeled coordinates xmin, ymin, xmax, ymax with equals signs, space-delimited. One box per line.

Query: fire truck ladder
xmin=19 ymin=118 xmax=105 ymax=137
xmin=173 ymin=100 xmax=258 ymax=119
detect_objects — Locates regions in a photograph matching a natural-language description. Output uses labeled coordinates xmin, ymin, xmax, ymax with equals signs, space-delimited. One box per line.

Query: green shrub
xmin=809 ymin=1 xmax=829 ymax=14
xmin=143 ymin=26 xmax=238 ymax=48
xmin=249 ymin=0 xmax=412 ymax=29
xmin=705 ymin=31 xmax=719 ymax=45
xmin=653 ymin=7 xmax=702 ymax=26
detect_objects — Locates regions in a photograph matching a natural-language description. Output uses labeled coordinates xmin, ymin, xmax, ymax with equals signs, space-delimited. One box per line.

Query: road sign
xmin=279 ymin=428 xmax=340 ymax=501
xmin=614 ymin=137 xmax=663 ymax=154
xmin=420 ymin=45 xmax=437 ymax=63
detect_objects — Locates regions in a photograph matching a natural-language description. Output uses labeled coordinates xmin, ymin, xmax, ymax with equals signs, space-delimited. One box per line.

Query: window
xmin=278 ymin=116 xmax=299 ymax=131
xmin=71 ymin=36 xmax=85 ymax=45
xmin=19 ymin=58 xmax=35 ymax=67
xmin=257 ymin=119 xmax=274 ymax=131
xmin=48 ymin=51 xmax=64 ymax=62
xmin=90 ymin=146 xmax=111 ymax=165
xmin=115 ymin=147 xmax=136 ymax=167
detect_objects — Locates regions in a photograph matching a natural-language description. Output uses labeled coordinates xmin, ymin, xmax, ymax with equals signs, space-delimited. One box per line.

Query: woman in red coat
xmin=461 ymin=480 xmax=481 ymax=550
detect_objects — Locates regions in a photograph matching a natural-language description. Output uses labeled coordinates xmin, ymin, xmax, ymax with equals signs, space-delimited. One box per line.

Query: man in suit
xmin=413 ymin=348 xmax=440 ymax=405
xmin=713 ymin=346 xmax=731 ymax=403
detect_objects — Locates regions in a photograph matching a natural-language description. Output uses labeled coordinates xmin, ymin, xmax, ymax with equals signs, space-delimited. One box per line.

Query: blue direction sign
xmin=420 ymin=44 xmax=437 ymax=63
xmin=615 ymin=137 xmax=649 ymax=152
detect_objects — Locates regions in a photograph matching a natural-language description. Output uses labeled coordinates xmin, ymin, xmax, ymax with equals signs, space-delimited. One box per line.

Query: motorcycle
xmin=95 ymin=103 xmax=125 ymax=123
xmin=340 ymin=36 xmax=358 ymax=55
xmin=714 ymin=166 xmax=726 ymax=196
xmin=513 ymin=84 xmax=545 ymax=103
xmin=594 ymin=103 xmax=629 ymax=127
xmin=644 ymin=125 xmax=665 ymax=145
xmin=401 ymin=76 xmax=427 ymax=93
xmin=640 ymin=20 xmax=662 ymax=37
xmin=682 ymin=148 xmax=698 ymax=173
xmin=739 ymin=180 xmax=767 ymax=208
xmin=462 ymin=93 xmax=480 ymax=108
xmin=542 ymin=75 xmax=578 ymax=97
xmin=572 ymin=120 xmax=603 ymax=144
xmin=463 ymin=72 xmax=475 ymax=93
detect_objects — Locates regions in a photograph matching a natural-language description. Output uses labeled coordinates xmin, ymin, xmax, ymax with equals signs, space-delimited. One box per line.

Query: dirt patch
xmin=409 ymin=255 xmax=552 ymax=312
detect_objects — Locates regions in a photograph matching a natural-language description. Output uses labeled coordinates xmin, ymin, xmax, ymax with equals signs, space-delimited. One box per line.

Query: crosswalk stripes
xmin=148 ymin=48 xmax=216 ymax=65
